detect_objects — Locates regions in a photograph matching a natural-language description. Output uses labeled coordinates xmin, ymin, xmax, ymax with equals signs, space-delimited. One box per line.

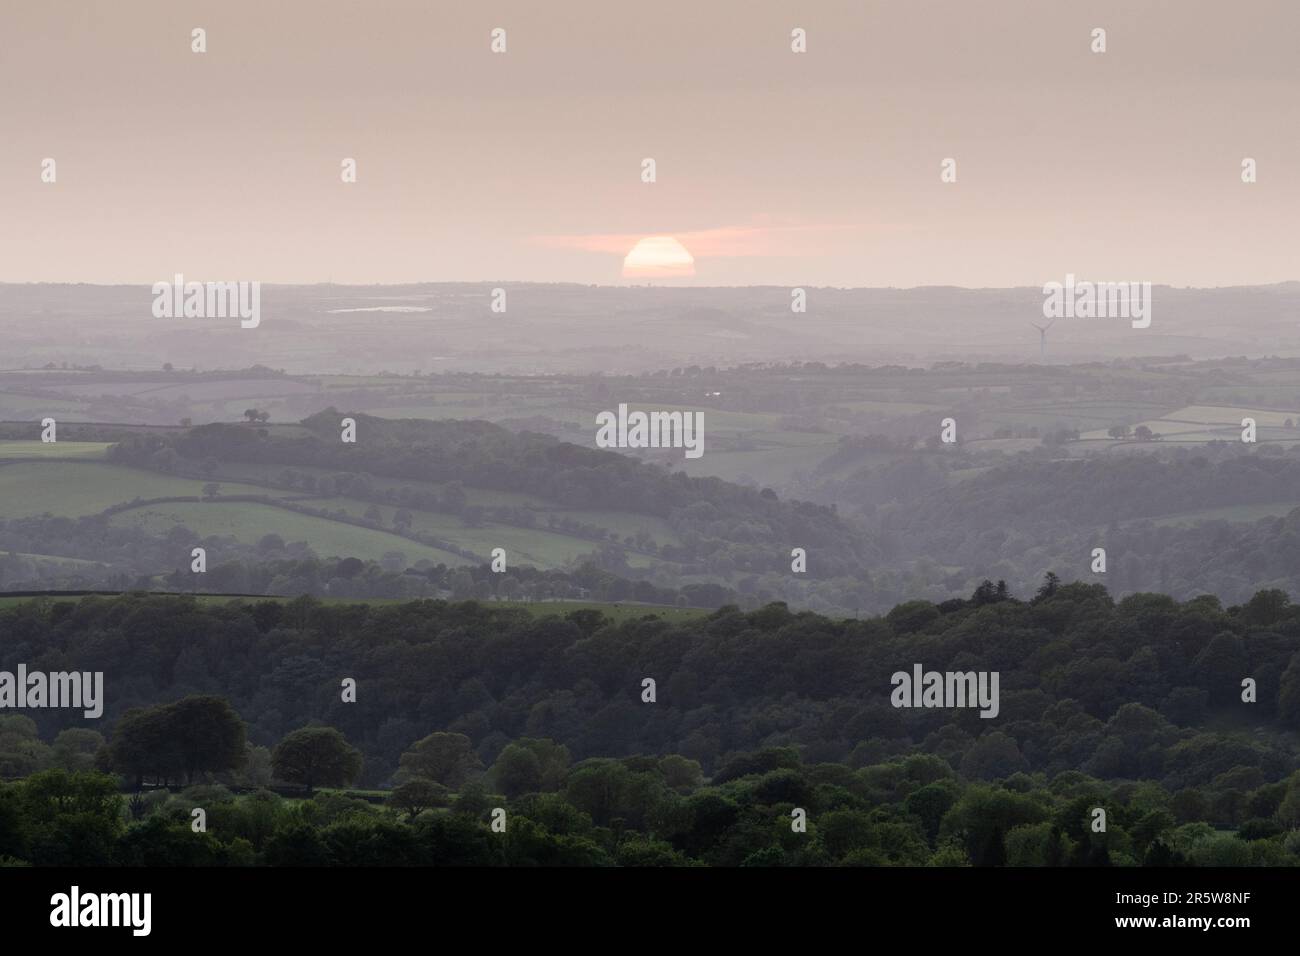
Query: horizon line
xmin=1 ymin=279 xmax=1298 ymax=293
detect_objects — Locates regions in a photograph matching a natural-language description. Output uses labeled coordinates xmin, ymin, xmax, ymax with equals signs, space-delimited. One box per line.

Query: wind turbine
xmin=1030 ymin=318 xmax=1055 ymax=361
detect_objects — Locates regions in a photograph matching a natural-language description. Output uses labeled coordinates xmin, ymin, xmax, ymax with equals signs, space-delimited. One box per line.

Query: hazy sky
xmin=2 ymin=0 xmax=1296 ymax=287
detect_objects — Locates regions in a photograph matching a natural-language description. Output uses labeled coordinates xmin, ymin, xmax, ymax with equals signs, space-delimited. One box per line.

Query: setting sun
xmin=622 ymin=236 xmax=696 ymax=279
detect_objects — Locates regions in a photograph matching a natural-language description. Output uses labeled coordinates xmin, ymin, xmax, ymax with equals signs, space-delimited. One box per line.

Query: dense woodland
xmin=2 ymin=581 xmax=1300 ymax=866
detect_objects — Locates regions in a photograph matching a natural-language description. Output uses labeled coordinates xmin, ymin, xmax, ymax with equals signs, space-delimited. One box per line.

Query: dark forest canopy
xmin=3 ymin=581 xmax=1299 ymax=791
xmin=3 ymin=582 xmax=1300 ymax=868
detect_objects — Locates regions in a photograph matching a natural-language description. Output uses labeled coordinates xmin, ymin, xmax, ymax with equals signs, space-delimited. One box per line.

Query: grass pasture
xmin=0 ymin=440 xmax=111 ymax=459
xmin=1144 ymin=503 xmax=1300 ymax=528
xmin=108 ymin=500 xmax=473 ymax=566
xmin=307 ymin=497 xmax=616 ymax=568
xmin=1078 ymin=403 xmax=1300 ymax=444
xmin=0 ymin=462 xmax=289 ymax=519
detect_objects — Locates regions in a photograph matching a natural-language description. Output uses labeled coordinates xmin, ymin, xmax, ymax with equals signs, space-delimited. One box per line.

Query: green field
xmin=1170 ymin=404 xmax=1300 ymax=427
xmin=207 ymin=465 xmax=680 ymax=561
xmin=109 ymin=500 xmax=473 ymax=565
xmin=4 ymin=551 xmax=107 ymax=567
xmin=0 ymin=462 xmax=288 ymax=519
xmin=0 ymin=396 xmax=92 ymax=417
xmin=962 ymin=437 xmax=1043 ymax=453
xmin=548 ymin=508 xmax=680 ymax=545
xmin=212 ymin=461 xmax=552 ymax=508
xmin=0 ymin=440 xmax=111 ymax=459
xmin=0 ymin=452 xmax=673 ymax=572
xmin=1079 ymin=404 xmax=1300 ymax=443
xmin=364 ymin=400 xmax=850 ymax=485
xmin=1146 ymin=502 xmax=1300 ymax=528
xmin=677 ymin=436 xmax=841 ymax=484
xmin=308 ymin=497 xmax=618 ymax=568
xmin=834 ymin=400 xmax=944 ymax=417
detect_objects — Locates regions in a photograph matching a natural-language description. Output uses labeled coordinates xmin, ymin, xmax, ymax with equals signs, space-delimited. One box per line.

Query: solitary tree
xmin=490 ymin=738 xmax=571 ymax=797
xmin=388 ymin=779 xmax=450 ymax=819
xmin=272 ymin=727 xmax=362 ymax=794
xmin=397 ymin=732 xmax=482 ymax=789
xmin=107 ymin=696 xmax=245 ymax=788
xmin=106 ymin=706 xmax=177 ymax=788
xmin=168 ymin=696 xmax=247 ymax=785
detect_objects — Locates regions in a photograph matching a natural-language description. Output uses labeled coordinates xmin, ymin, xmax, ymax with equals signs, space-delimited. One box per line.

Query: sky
xmin=1 ymin=0 xmax=1296 ymax=287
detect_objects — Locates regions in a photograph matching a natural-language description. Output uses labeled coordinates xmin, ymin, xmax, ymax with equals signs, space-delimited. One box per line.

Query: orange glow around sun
xmin=622 ymin=236 xmax=696 ymax=278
